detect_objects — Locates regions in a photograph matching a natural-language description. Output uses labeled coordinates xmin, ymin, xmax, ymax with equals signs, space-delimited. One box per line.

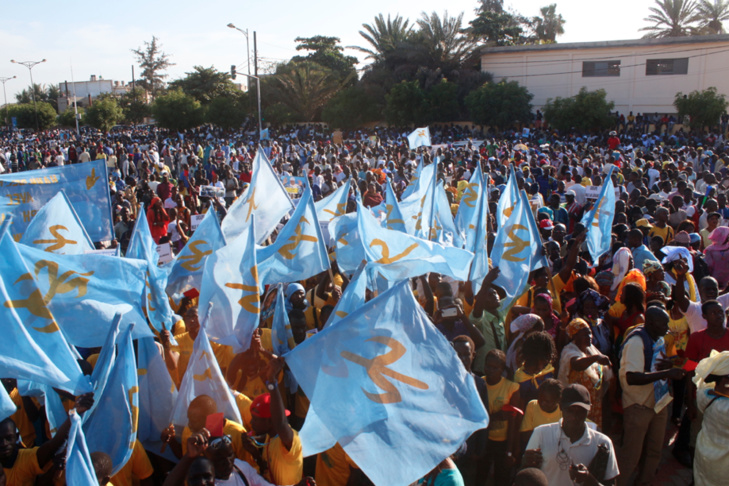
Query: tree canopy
xmin=674 ymin=86 xmax=728 ymax=130
xmin=168 ymin=66 xmax=241 ymax=105
xmin=132 ymin=36 xmax=174 ymax=98
xmin=543 ymin=87 xmax=615 ymax=132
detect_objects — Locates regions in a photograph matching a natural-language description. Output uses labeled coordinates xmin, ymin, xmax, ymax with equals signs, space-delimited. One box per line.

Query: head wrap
xmin=566 ymin=318 xmax=590 ymax=338
xmin=577 ymin=289 xmax=608 ymax=313
xmin=674 ymin=231 xmax=691 ymax=246
xmin=611 ymin=247 xmax=633 ymax=292
xmin=661 ymin=246 xmax=694 ymax=273
xmin=615 ymin=269 xmax=647 ymax=302
xmin=707 ymin=226 xmax=729 ymax=252
xmin=534 ymin=293 xmax=553 ymax=309
xmin=694 ymin=350 xmax=729 ymax=388
xmin=510 ymin=313 xmax=543 ymax=335
xmin=642 ymin=260 xmax=663 ymax=276
xmin=594 ymin=270 xmax=615 ymax=288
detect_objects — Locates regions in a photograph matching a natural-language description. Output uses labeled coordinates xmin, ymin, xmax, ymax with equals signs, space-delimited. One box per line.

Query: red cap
xmin=539 ymin=219 xmax=554 ymax=230
xmin=250 ymin=393 xmax=290 ymax=418
xmin=183 ymin=288 xmax=200 ymax=299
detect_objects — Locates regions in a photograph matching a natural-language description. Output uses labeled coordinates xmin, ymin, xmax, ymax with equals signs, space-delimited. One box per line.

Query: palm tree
xmin=416 ymin=11 xmax=479 ymax=65
xmin=271 ymin=62 xmax=348 ymax=121
xmin=532 ymin=4 xmax=566 ymax=43
xmin=641 ymin=0 xmax=701 ymax=38
xmin=351 ymin=14 xmax=413 ymax=63
xmin=696 ymin=0 xmax=729 ymax=33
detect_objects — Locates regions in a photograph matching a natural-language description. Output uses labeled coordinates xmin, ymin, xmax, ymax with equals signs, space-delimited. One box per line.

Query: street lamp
xmin=0 ymin=75 xmax=16 ymax=127
xmin=227 ymin=23 xmax=251 ymax=89
xmin=235 ymin=70 xmax=263 ymax=143
xmin=10 ymin=58 xmax=46 ymax=131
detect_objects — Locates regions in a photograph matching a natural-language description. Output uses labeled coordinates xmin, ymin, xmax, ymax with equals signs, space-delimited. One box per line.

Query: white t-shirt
xmin=682 ymin=293 xmax=729 ymax=333
xmin=216 ymin=459 xmax=276 ymax=486
xmin=526 ymin=421 xmax=619 ymax=485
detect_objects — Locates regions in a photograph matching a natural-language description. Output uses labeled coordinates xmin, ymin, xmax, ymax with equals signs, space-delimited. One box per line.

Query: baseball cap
xmin=636 ymin=218 xmax=653 ymax=229
xmin=539 ymin=219 xmax=554 ymax=230
xmin=250 ymin=393 xmax=291 ymax=418
xmin=561 ymin=384 xmax=591 ymax=410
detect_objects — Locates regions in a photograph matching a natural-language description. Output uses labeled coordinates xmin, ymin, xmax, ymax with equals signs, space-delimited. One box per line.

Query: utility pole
xmin=0 ymin=75 xmax=16 ymax=127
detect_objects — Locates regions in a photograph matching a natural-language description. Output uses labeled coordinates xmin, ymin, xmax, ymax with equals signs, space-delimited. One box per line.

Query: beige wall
xmin=481 ymin=40 xmax=729 ymax=115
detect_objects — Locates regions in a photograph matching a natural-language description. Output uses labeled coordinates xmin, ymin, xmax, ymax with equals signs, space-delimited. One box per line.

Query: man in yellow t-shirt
xmin=315 ymin=442 xmax=359 ymax=486
xmin=519 ymin=378 xmax=563 ymax=449
xmin=249 ymin=358 xmax=303 ymax=486
xmin=109 ymin=439 xmax=154 ymax=486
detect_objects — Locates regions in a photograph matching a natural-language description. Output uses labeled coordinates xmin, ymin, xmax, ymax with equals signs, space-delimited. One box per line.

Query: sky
xmin=2 ymin=0 xmax=653 ymax=101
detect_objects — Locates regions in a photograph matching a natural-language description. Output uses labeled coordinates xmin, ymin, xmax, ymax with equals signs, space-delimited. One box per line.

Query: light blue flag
xmin=407 ymin=126 xmax=431 ymax=149
xmin=16 ymin=380 xmax=68 ymax=437
xmin=357 ymin=201 xmax=474 ymax=282
xmin=271 ymin=285 xmax=295 ymax=357
xmin=66 ymin=412 xmax=98 ymax=486
xmin=137 ymin=337 xmax=178 ymax=445
xmin=20 ymin=191 xmax=94 ymax=255
xmin=221 ymin=150 xmax=294 ymax=243
xmin=0 ymin=385 xmax=16 ymax=422
xmin=84 ymin=324 xmax=138 ymax=476
xmin=166 ymin=210 xmax=226 ymax=298
xmin=468 ymin=176 xmax=491 ymax=295
xmin=455 ymin=163 xmax=484 ymax=252
xmin=489 ymin=190 xmax=547 ymax=307
xmin=329 ymin=213 xmax=362 ymax=275
xmin=581 ymin=167 xmax=616 ymax=263
xmin=88 ymin=314 xmax=122 ymax=416
xmin=257 ymin=188 xmax=330 ymax=286
xmin=286 ymin=281 xmax=489 ymax=486
xmin=0 ymin=159 xmax=113 ymax=241
xmin=496 ymin=165 xmax=519 ymax=230
xmin=125 ymin=208 xmax=175 ymax=331
xmin=315 ymin=179 xmax=350 ymax=224
xmin=0 ymin=232 xmax=92 ymax=395
xmin=169 ymin=318 xmax=242 ymax=427
xmin=198 ymin=220 xmax=260 ymax=353
xmin=433 ymin=182 xmax=463 ymax=248
xmin=323 ymin=263 xmax=368 ymax=329
xmin=400 ymin=158 xmax=423 ymax=200
xmin=15 ymin=240 xmax=154 ymax=347
xmin=380 ymin=179 xmax=406 ymax=232
xmin=400 ymin=161 xmax=438 ymax=238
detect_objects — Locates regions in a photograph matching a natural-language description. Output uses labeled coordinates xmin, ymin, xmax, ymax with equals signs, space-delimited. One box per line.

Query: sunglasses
xmin=208 ymin=435 xmax=232 ymax=451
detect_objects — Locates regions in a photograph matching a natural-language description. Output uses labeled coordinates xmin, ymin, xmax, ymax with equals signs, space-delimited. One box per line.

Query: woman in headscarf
xmin=506 ymin=314 xmax=544 ymax=375
xmin=610 ymin=247 xmax=632 ymax=295
xmin=693 ymin=350 xmax=729 ymax=486
xmin=147 ymin=196 xmax=170 ymax=244
xmin=571 ymin=289 xmax=612 ymax=357
xmin=531 ymin=293 xmax=563 ymax=344
xmin=704 ymin=226 xmax=729 ymax=289
xmin=558 ymin=319 xmax=612 ymax=430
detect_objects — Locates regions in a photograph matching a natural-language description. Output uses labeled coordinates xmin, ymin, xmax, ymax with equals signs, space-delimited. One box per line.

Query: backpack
xmin=618 ymin=326 xmax=653 ymax=373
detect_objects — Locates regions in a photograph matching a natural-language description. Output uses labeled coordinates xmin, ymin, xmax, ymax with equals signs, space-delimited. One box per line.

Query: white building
xmin=57 ymin=75 xmax=131 ymax=112
xmin=480 ymin=34 xmax=729 ymax=115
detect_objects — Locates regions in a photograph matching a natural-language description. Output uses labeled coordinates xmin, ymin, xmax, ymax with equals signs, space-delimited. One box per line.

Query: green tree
xmin=118 ymin=88 xmax=150 ymax=124
xmin=426 ymin=79 xmax=461 ymax=122
xmin=674 ymin=87 xmax=728 ymax=130
xmin=132 ymin=36 xmax=175 ymax=98
xmin=6 ymin=102 xmax=57 ymax=129
xmin=543 ymin=87 xmax=615 ymax=132
xmin=696 ymin=0 xmax=729 ymax=32
xmin=641 ymin=0 xmax=700 ymax=38
xmin=152 ymin=89 xmax=204 ymax=130
xmin=57 ymin=107 xmax=83 ymax=128
xmin=322 ymin=86 xmax=382 ymax=129
xmin=416 ymin=11 xmax=479 ymax=66
xmin=15 ymin=84 xmax=60 ymax=112
xmin=469 ymin=0 xmax=533 ymax=45
xmin=465 ymin=80 xmax=533 ymax=128
xmin=351 ymin=14 xmax=413 ymax=62
xmin=291 ymin=36 xmax=358 ymax=84
xmin=533 ymin=4 xmax=566 ymax=43
xmin=385 ymin=80 xmax=427 ymax=126
xmin=206 ymin=93 xmax=249 ymax=129
xmin=168 ymin=66 xmax=240 ymax=105
xmin=267 ymin=62 xmax=345 ymax=121
xmin=84 ymin=95 xmax=123 ymax=133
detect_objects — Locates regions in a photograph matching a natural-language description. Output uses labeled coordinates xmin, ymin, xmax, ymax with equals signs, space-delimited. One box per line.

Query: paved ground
xmin=652 ymin=421 xmax=694 ymax=486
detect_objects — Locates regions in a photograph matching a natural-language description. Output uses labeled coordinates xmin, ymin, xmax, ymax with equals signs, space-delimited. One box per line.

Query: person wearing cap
xmin=249 ymin=358 xmax=303 ymax=486
xmin=537 ymin=218 xmax=553 ymax=241
xmin=627 ymin=229 xmax=660 ymax=273
xmin=523 ymin=384 xmax=619 ymax=485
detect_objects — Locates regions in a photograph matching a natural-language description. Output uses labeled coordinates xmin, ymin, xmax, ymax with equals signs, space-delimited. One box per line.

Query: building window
xmin=582 ymin=61 xmax=621 ymax=77
xmin=646 ymin=58 xmax=689 ymax=75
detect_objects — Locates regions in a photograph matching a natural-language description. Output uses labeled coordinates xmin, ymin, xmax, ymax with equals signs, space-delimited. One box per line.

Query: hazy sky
xmin=2 ymin=0 xmax=652 ymax=100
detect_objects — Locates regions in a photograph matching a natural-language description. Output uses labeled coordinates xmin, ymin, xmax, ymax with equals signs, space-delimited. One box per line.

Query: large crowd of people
xmin=1 ymin=117 xmax=729 ymax=486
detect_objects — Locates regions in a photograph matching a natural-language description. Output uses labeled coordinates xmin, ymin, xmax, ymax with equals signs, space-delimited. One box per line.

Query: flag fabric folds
xmin=496 ymin=165 xmax=519 ymax=230
xmin=169 ymin=320 xmax=242 ymax=427
xmin=0 ymin=232 xmax=92 ymax=395
xmin=0 ymin=159 xmax=114 ymax=241
xmin=400 ymin=158 xmax=424 ymax=200
xmin=489 ymin=190 xmax=547 ymax=306
xmin=380 ymin=179 xmax=406 ymax=232
xmin=315 ymin=179 xmax=350 ymax=224
xmin=15 ymin=240 xmax=154 ymax=347
xmin=198 ymin=222 xmax=260 ymax=353
xmin=407 ymin=127 xmax=432 ymax=149
xmin=468 ymin=172 xmax=492 ymax=295
xmin=357 ymin=201 xmax=474 ymax=282
xmin=582 ymin=167 xmax=616 ymax=263
xmin=434 ymin=182 xmax=462 ymax=248
xmin=20 ymin=191 xmax=94 ymax=255
xmin=455 ymin=163 xmax=484 ymax=252
xmin=0 ymin=386 xmax=16 ymax=422
xmin=221 ymin=150 xmax=294 ymax=243
xmin=166 ymin=210 xmax=226 ymax=298
xmin=271 ymin=284 xmax=295 ymax=357
xmin=329 ymin=213 xmax=362 ymax=276
xmin=66 ymin=412 xmax=98 ymax=486
xmin=257 ymin=188 xmax=330 ymax=286
xmin=285 ymin=281 xmax=489 ymax=486
xmin=83 ymin=324 xmax=139 ymax=475
xmin=137 ymin=337 xmax=178 ymax=445
xmin=323 ymin=263 xmax=367 ymax=329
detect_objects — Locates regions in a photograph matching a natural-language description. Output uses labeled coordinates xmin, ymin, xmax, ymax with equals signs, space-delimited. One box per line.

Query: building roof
xmin=481 ymin=34 xmax=729 ymax=55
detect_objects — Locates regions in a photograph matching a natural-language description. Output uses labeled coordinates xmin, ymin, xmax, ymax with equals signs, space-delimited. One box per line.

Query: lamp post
xmin=0 ymin=75 xmax=16 ymax=127
xmin=235 ymin=71 xmax=263 ymax=143
xmin=10 ymin=58 xmax=46 ymax=131
xmin=227 ymin=23 xmax=251 ymax=90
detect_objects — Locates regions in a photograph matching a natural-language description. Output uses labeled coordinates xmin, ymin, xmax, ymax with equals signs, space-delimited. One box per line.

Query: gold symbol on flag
xmin=503 ymin=205 xmax=514 ymax=219
xmin=370 ymin=239 xmax=418 ymax=264
xmin=335 ymin=310 xmax=348 ymax=318
xmin=279 ymin=217 xmax=318 ymax=260
xmin=461 ymin=183 xmax=479 ymax=208
xmin=502 ymin=224 xmax=529 ymax=262
xmin=193 ymin=368 xmax=213 ymax=381
xmin=33 ymin=225 xmax=77 ymax=252
xmin=224 ymin=266 xmax=260 ymax=314
xmin=417 ymin=130 xmax=426 ymax=138
xmin=86 ymin=167 xmax=100 ymax=189
xmin=591 ymin=198 xmax=610 ymax=228
xmin=244 ymin=187 xmax=259 ymax=223
xmin=179 ymin=240 xmax=212 ymax=272
xmin=385 ymin=205 xmax=404 ymax=229
xmin=341 ymin=336 xmax=428 ymax=404
xmin=128 ymin=386 xmax=139 ymax=436
xmin=323 ymin=203 xmax=346 ymax=218
xmin=412 ymin=195 xmax=427 ymax=231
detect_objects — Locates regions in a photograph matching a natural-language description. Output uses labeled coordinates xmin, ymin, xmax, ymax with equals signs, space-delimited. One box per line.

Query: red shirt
xmin=685 ymin=328 xmax=729 ymax=362
xmin=607 ymin=136 xmax=620 ymax=150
